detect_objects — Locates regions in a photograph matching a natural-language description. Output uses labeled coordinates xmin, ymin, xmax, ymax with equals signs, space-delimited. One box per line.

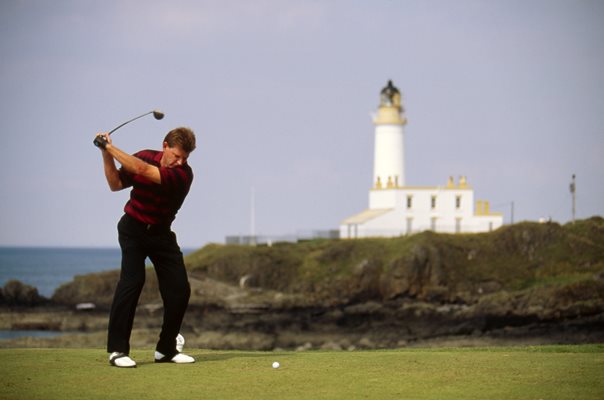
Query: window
xmin=455 ymin=217 xmax=462 ymax=233
xmin=406 ymin=195 xmax=413 ymax=209
xmin=430 ymin=217 xmax=437 ymax=231
xmin=455 ymin=195 xmax=462 ymax=209
xmin=431 ymin=195 xmax=437 ymax=209
xmin=406 ymin=217 xmax=413 ymax=234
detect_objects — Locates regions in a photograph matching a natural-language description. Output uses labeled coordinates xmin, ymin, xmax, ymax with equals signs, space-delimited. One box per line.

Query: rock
xmin=320 ymin=341 xmax=342 ymax=351
xmin=75 ymin=303 xmax=96 ymax=311
xmin=357 ymin=337 xmax=375 ymax=349
xmin=477 ymin=281 xmax=502 ymax=295
xmin=343 ymin=301 xmax=383 ymax=315
xmin=296 ymin=342 xmax=313 ymax=351
xmin=239 ymin=274 xmax=255 ymax=289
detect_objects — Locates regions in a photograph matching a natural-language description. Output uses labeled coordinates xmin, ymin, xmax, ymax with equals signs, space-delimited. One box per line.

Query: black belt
xmin=124 ymin=214 xmax=171 ymax=233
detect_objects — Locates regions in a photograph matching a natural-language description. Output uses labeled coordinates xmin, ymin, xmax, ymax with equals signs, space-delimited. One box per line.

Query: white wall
xmin=373 ymin=124 xmax=405 ymax=188
xmin=341 ymin=187 xmax=503 ymax=238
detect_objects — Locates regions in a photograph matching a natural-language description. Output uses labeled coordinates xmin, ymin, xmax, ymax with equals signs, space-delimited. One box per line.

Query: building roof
xmin=371 ymin=185 xmax=472 ymax=192
xmin=341 ymin=208 xmax=393 ymax=225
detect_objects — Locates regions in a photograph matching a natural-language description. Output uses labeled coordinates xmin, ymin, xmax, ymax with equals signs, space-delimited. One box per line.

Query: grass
xmin=516 ymin=272 xmax=595 ymax=291
xmin=1 ymin=345 xmax=603 ymax=400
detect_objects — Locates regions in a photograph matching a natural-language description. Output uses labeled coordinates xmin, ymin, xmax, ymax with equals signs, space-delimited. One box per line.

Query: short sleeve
xmin=159 ymin=165 xmax=193 ymax=192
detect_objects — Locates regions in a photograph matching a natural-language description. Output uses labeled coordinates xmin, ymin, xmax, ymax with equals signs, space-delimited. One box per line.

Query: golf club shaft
xmin=107 ymin=111 xmax=154 ymax=135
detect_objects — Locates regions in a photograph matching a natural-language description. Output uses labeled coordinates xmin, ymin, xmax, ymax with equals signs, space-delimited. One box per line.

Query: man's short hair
xmin=164 ymin=127 xmax=196 ymax=153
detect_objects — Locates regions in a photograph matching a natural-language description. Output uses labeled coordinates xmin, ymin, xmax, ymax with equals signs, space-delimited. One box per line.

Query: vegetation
xmin=49 ymin=217 xmax=604 ymax=308
xmin=182 ymin=217 xmax=604 ymax=305
xmin=0 ymin=280 xmax=47 ymax=306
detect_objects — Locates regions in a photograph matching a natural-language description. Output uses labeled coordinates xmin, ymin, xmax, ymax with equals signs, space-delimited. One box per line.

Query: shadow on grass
xmin=200 ymin=351 xmax=288 ymax=362
xmin=133 ymin=351 xmax=285 ymax=366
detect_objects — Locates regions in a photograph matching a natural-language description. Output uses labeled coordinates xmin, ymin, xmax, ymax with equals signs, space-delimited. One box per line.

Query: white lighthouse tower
xmin=340 ymin=80 xmax=504 ymax=238
xmin=372 ymin=80 xmax=407 ymax=193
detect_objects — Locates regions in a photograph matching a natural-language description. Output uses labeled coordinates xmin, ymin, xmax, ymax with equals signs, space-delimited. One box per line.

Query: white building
xmin=340 ymin=80 xmax=503 ymax=239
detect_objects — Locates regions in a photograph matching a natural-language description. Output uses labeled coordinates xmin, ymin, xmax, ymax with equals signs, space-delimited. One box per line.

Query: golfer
xmin=95 ymin=127 xmax=196 ymax=368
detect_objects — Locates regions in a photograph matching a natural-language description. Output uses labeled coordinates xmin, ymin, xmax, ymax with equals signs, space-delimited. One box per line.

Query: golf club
xmin=93 ymin=110 xmax=164 ymax=149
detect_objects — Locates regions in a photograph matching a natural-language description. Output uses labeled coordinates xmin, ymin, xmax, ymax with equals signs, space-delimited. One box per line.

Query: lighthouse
xmin=372 ymin=80 xmax=407 ymax=192
xmin=340 ymin=80 xmax=504 ymax=238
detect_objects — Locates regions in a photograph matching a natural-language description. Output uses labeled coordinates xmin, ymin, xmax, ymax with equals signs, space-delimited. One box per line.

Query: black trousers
xmin=107 ymin=214 xmax=191 ymax=357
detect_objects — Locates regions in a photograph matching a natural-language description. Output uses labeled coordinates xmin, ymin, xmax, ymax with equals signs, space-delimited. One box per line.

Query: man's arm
xmin=101 ymin=149 xmax=124 ymax=192
xmin=96 ymin=133 xmax=161 ymax=185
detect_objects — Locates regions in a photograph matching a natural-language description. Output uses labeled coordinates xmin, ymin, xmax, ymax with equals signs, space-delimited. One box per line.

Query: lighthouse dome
xmin=380 ymin=80 xmax=401 ymax=107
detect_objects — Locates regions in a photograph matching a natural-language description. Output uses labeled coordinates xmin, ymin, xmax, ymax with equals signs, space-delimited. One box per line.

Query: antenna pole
xmin=570 ymin=174 xmax=576 ymax=224
xmin=250 ymin=186 xmax=256 ymax=245
xmin=511 ymin=201 xmax=515 ymax=224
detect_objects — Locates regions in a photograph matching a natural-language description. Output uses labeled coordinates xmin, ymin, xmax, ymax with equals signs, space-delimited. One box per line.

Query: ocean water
xmin=0 ymin=247 xmax=122 ymax=298
xmin=0 ymin=330 xmax=64 ymax=340
xmin=0 ymin=247 xmax=195 ymax=298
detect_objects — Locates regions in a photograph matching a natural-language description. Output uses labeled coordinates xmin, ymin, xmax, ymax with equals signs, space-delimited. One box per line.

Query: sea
xmin=0 ymin=246 xmax=195 ymax=340
xmin=0 ymin=246 xmax=196 ymax=298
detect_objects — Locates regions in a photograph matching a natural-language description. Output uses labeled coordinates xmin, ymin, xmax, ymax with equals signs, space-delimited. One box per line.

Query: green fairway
xmin=1 ymin=345 xmax=603 ymax=399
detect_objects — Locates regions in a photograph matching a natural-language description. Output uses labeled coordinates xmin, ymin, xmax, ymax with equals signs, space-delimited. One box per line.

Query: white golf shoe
xmin=109 ymin=352 xmax=137 ymax=368
xmin=154 ymin=351 xmax=195 ymax=364
xmin=176 ymin=333 xmax=185 ymax=353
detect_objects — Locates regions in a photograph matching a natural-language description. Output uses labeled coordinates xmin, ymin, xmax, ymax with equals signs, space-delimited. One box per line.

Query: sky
xmin=0 ymin=0 xmax=603 ymax=248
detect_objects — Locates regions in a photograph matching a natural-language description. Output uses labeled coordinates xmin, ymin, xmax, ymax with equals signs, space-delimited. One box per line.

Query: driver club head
xmin=153 ymin=110 xmax=165 ymax=120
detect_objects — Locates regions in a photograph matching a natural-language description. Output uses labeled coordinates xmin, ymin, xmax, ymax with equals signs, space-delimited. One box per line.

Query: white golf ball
xmin=272 ymin=361 xmax=280 ymax=369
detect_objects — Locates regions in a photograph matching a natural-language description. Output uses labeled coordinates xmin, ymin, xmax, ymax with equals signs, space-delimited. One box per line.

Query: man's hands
xmin=96 ymin=132 xmax=123 ymax=191
xmin=94 ymin=132 xmax=162 ymax=185
xmin=93 ymin=133 xmax=112 ymax=150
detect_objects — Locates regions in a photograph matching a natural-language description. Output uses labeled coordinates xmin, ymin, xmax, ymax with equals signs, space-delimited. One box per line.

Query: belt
xmin=124 ymin=214 xmax=171 ymax=233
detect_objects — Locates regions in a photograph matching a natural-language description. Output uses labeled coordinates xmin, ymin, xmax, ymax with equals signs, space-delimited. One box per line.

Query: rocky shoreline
xmin=2 ymin=219 xmax=603 ymax=350
xmin=1 ymin=308 xmax=602 ymax=351
xmin=2 ymin=280 xmax=603 ymax=350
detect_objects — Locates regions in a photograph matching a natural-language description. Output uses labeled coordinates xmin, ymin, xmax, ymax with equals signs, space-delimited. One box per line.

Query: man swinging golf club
xmin=95 ymin=122 xmax=196 ymax=368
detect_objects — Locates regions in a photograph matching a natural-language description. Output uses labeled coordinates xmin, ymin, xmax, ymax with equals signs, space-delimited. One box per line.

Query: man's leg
xmin=107 ymin=216 xmax=148 ymax=354
xmin=148 ymin=231 xmax=191 ymax=357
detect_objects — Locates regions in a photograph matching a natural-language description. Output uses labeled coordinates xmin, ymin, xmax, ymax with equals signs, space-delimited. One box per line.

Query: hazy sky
xmin=1 ymin=0 xmax=603 ymax=248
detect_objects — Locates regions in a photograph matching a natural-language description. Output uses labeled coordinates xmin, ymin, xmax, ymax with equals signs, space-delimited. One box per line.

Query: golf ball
xmin=272 ymin=361 xmax=280 ymax=369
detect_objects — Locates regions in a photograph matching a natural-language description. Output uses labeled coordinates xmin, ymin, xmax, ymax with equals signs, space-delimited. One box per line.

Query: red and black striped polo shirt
xmin=119 ymin=149 xmax=193 ymax=226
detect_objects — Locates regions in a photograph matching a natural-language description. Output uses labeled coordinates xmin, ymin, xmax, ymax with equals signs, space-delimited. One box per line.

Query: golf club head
xmin=153 ymin=110 xmax=165 ymax=120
